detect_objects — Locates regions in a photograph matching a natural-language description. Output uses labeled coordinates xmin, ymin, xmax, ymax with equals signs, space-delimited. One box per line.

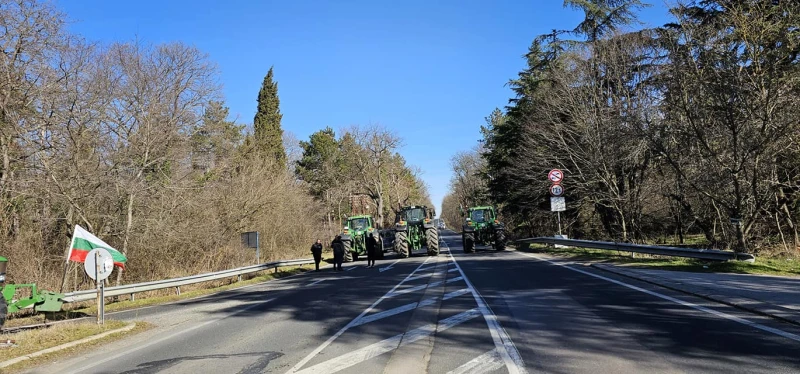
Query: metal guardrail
xmin=62 ymin=258 xmax=315 ymax=303
xmin=516 ymin=237 xmax=755 ymax=262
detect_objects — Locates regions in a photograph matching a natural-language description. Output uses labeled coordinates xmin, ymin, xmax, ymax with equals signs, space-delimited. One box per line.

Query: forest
xmin=0 ymin=0 xmax=429 ymax=290
xmin=442 ymin=0 xmax=800 ymax=255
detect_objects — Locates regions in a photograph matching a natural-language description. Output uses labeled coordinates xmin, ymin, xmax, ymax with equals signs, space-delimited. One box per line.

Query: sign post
xmin=84 ymin=248 xmax=113 ymax=325
xmin=548 ymin=169 xmax=566 ymax=239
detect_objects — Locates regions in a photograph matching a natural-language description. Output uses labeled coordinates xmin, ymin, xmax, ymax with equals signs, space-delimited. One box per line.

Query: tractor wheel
xmin=344 ymin=240 xmax=353 ymax=262
xmin=395 ymin=231 xmax=409 ymax=258
xmin=494 ymin=230 xmax=507 ymax=251
xmin=0 ymin=293 xmax=6 ymax=328
xmin=463 ymin=232 xmax=475 ymax=253
xmin=426 ymin=228 xmax=439 ymax=256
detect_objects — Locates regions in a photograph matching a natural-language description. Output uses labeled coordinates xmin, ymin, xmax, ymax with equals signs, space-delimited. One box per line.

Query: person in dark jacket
xmin=366 ymin=233 xmax=378 ymax=268
xmin=311 ymin=239 xmax=323 ymax=271
xmin=331 ymin=236 xmax=345 ymax=271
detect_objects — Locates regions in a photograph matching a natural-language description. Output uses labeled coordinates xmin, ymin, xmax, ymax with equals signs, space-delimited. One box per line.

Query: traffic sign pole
xmin=95 ymin=250 xmax=103 ymax=325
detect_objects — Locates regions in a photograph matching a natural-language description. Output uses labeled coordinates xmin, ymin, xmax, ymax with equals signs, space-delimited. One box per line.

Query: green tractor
xmin=393 ymin=205 xmax=439 ymax=258
xmin=340 ymin=215 xmax=382 ymax=262
xmin=461 ymin=206 xmax=507 ymax=253
xmin=0 ymin=256 xmax=65 ymax=328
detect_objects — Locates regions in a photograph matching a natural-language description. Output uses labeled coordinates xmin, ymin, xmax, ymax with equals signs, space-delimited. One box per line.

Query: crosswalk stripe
xmin=352 ymin=288 xmax=472 ymax=327
xmin=447 ymin=348 xmax=504 ymax=374
xmin=294 ymin=309 xmax=481 ymax=374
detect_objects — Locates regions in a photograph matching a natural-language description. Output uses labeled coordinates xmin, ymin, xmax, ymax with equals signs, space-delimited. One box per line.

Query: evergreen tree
xmin=253 ymin=67 xmax=286 ymax=169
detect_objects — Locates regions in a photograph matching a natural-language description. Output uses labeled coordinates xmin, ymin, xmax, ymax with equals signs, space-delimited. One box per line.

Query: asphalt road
xmin=25 ymin=230 xmax=800 ymax=373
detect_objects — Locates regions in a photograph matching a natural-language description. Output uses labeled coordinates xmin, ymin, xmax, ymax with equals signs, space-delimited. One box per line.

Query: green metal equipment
xmin=393 ymin=205 xmax=439 ymax=258
xmin=340 ymin=215 xmax=382 ymax=262
xmin=461 ymin=206 xmax=506 ymax=253
xmin=0 ymin=256 xmax=65 ymax=328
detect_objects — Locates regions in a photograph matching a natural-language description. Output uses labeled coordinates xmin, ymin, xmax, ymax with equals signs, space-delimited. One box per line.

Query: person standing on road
xmin=331 ymin=235 xmax=345 ymax=271
xmin=366 ymin=233 xmax=378 ymax=268
xmin=311 ymin=239 xmax=323 ymax=271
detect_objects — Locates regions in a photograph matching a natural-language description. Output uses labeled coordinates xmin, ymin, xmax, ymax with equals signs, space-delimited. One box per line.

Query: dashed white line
xmin=518 ymin=251 xmax=800 ymax=343
xmin=293 ymin=309 xmax=481 ymax=374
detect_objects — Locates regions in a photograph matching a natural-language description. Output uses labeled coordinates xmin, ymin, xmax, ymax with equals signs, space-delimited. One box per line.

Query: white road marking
xmin=446 ymin=241 xmax=528 ymax=374
xmin=345 ymin=266 xmax=357 ymax=271
xmin=447 ymin=348 xmax=504 ymax=374
xmin=379 ymin=260 xmax=401 ymax=272
xmin=352 ymin=288 xmax=472 ymax=327
xmin=386 ymin=277 xmax=464 ymax=298
xmin=294 ymin=309 xmax=481 ymax=374
xmin=308 ymin=279 xmax=328 ymax=286
xmin=286 ymin=256 xmax=434 ymax=373
xmin=62 ymin=297 xmax=278 ymax=374
xmin=518 ymin=251 xmax=800 ymax=343
xmin=417 ymin=262 xmax=456 ymax=273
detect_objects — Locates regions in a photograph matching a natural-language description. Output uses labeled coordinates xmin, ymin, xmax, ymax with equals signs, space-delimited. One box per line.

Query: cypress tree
xmin=253 ymin=66 xmax=286 ymax=169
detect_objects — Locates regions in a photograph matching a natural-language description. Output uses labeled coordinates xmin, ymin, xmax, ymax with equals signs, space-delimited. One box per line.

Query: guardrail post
xmin=274 ymin=266 xmax=278 ymax=274
xmin=175 ymin=286 xmax=181 ymax=295
xmin=238 ymin=275 xmax=242 ymax=282
xmin=130 ymin=293 xmax=135 ymax=301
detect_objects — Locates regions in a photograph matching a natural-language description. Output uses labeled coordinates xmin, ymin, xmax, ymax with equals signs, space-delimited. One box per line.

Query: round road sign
xmin=84 ymin=248 xmax=114 ymax=281
xmin=548 ymin=169 xmax=564 ymax=183
xmin=550 ymin=184 xmax=565 ymax=196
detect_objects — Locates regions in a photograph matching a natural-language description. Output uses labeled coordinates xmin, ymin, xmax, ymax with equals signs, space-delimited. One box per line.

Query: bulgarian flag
xmin=67 ymin=225 xmax=128 ymax=269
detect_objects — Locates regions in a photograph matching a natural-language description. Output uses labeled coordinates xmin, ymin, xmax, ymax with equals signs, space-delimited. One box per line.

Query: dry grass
xmin=0 ymin=320 xmax=152 ymax=373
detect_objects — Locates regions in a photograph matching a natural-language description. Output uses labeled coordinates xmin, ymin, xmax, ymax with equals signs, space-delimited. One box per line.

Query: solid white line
xmin=447 ymin=348 xmax=504 ymax=374
xmin=345 ymin=266 xmax=357 ymax=271
xmin=294 ymin=309 xmax=481 ymax=374
xmin=63 ymin=297 xmax=277 ymax=374
xmin=286 ymin=256 xmax=434 ymax=374
xmin=517 ymin=251 xmax=800 ymax=343
xmin=352 ymin=288 xmax=472 ymax=327
xmin=308 ymin=279 xmax=327 ymax=286
xmin=445 ymin=241 xmax=528 ymax=374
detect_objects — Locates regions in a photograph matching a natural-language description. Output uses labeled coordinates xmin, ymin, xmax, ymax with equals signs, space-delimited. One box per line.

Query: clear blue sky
xmin=56 ymin=0 xmax=672 ymax=216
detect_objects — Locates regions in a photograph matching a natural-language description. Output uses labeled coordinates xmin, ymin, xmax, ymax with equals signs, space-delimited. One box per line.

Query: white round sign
xmin=84 ymin=248 xmax=114 ymax=281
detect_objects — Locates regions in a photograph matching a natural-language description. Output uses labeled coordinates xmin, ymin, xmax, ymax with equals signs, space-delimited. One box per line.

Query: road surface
xmin=26 ymin=231 xmax=800 ymax=373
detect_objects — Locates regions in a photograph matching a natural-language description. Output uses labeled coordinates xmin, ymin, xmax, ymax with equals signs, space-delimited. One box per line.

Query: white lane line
xmin=286 ymin=256 xmax=434 ymax=373
xmin=387 ymin=276 xmax=464 ymax=298
xmin=379 ymin=260 xmax=401 ymax=272
xmin=405 ymin=271 xmax=441 ymax=282
xmin=345 ymin=266 xmax=357 ymax=271
xmin=445 ymin=241 xmax=528 ymax=374
xmin=518 ymin=251 xmax=800 ymax=343
xmin=352 ymin=288 xmax=472 ymax=327
xmin=447 ymin=348 xmax=504 ymax=374
xmin=294 ymin=309 xmax=481 ymax=374
xmin=308 ymin=279 xmax=326 ymax=286
xmin=63 ymin=297 xmax=278 ymax=374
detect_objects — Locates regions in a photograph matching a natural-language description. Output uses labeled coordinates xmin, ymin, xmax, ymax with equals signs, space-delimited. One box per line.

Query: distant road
xmin=26 ymin=231 xmax=800 ymax=373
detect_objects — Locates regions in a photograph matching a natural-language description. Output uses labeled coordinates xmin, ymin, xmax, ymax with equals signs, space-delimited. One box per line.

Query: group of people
xmin=309 ymin=234 xmax=381 ymax=271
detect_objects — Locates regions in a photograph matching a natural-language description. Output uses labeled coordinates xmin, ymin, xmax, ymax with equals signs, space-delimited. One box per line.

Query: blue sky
xmin=56 ymin=0 xmax=672 ymax=216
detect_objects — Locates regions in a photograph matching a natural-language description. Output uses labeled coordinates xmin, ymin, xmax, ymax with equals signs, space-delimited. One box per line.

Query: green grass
xmin=520 ymin=244 xmax=800 ymax=277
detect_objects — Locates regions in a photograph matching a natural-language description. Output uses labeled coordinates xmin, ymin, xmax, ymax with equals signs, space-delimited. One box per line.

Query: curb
xmin=0 ymin=322 xmax=137 ymax=369
xmin=591 ymin=263 xmax=800 ymax=327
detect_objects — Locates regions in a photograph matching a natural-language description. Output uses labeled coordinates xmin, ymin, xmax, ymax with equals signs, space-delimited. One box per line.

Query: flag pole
xmin=60 ymin=226 xmax=78 ymax=293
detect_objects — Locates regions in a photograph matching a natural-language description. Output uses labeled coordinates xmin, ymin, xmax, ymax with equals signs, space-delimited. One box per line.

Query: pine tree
xmin=253 ymin=67 xmax=286 ymax=169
